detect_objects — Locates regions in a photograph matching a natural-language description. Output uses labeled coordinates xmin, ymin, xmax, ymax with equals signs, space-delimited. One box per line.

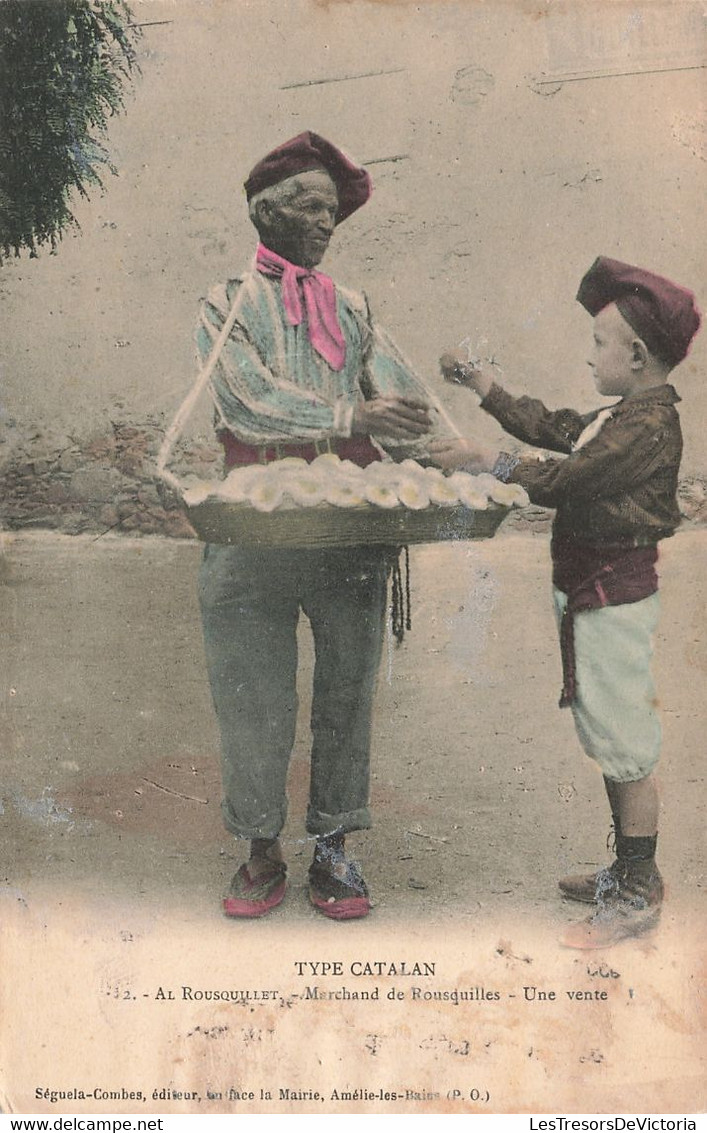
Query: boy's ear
xmin=631 ymin=337 xmax=650 ymax=369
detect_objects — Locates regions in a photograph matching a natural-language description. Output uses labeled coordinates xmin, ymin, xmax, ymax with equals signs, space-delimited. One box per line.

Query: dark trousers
xmin=198 ymin=543 xmax=389 ymax=839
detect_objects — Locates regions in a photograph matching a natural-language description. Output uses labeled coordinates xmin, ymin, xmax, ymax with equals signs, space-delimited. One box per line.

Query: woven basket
xmin=185 ymin=499 xmax=508 ymax=548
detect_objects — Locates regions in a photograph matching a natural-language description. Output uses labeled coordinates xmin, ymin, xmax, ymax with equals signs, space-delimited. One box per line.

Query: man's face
xmin=588 ymin=303 xmax=640 ymax=397
xmin=259 ymin=171 xmax=339 ymax=268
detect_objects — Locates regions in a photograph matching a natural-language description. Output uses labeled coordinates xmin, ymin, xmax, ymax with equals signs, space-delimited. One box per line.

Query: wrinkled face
xmin=258 ymin=171 xmax=338 ymax=268
xmin=588 ymin=303 xmax=640 ymax=397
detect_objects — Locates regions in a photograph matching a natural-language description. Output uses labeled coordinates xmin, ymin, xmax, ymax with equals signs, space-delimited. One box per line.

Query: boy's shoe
xmin=559 ymin=860 xmax=621 ymax=904
xmin=561 ymin=859 xmax=663 ymax=949
xmin=559 ymin=826 xmax=623 ymax=903
xmin=308 ymin=857 xmax=371 ymax=920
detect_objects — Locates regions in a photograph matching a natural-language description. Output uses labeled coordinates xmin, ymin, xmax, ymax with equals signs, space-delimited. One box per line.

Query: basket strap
xmin=156 ymin=291 xmax=243 ymax=493
xmin=359 ymin=294 xmax=462 ymax=440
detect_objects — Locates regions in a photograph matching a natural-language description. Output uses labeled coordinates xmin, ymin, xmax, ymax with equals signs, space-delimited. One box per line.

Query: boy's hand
xmin=426 ymin=437 xmax=498 ymax=474
xmin=352 ymin=396 xmax=432 ymax=439
xmin=439 ymin=350 xmax=493 ymax=400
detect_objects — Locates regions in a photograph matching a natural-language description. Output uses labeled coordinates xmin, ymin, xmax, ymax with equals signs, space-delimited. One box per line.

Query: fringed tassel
xmin=558 ymin=602 xmax=576 ymax=707
xmin=391 ymin=545 xmax=412 ymax=645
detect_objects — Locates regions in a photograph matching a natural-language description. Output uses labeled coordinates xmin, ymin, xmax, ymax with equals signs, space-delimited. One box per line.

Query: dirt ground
xmin=0 ymin=526 xmax=705 ymax=1114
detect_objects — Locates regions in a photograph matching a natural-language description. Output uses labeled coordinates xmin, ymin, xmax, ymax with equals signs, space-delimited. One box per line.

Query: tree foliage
xmin=0 ymin=0 xmax=140 ymax=262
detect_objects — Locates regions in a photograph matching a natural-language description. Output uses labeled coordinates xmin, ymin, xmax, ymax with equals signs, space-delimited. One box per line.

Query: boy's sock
xmin=615 ymin=833 xmax=657 ymax=862
xmin=602 ymin=776 xmax=622 ymax=842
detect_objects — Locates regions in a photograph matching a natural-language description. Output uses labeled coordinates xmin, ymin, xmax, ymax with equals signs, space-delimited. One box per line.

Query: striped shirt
xmin=196 ymin=267 xmax=441 ymax=456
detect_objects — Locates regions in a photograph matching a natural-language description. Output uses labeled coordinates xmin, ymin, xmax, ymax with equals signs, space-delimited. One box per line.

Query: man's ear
xmin=254 ymin=199 xmax=273 ymax=231
xmin=254 ymin=199 xmax=269 ymax=227
xmin=631 ymin=337 xmax=649 ymax=369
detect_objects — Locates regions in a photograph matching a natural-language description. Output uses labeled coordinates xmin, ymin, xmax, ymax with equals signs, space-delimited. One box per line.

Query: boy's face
xmin=588 ymin=303 xmax=641 ymax=397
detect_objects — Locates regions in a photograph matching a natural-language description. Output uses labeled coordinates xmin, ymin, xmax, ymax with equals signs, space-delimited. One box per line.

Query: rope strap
xmin=391 ymin=545 xmax=412 ymax=645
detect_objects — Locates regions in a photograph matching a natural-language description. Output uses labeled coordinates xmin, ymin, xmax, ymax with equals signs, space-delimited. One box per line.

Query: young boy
xmin=428 ymin=256 xmax=701 ymax=949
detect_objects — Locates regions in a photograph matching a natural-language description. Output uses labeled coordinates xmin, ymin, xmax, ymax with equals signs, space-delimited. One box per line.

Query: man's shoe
xmin=222 ymin=860 xmax=287 ymax=918
xmin=308 ymin=857 xmax=371 ymax=921
xmin=561 ymin=859 xmax=663 ymax=949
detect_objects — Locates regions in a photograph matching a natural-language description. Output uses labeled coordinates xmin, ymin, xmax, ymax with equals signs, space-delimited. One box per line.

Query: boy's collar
xmin=614 ymin=383 xmax=680 ymax=409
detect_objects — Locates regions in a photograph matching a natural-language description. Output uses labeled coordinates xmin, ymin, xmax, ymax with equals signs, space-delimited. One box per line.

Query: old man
xmin=197 ymin=132 xmax=437 ymax=920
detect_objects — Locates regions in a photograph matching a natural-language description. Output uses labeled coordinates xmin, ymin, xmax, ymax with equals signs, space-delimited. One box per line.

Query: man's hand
xmin=439 ymin=349 xmax=493 ymax=400
xmin=426 ymin=436 xmax=498 ymax=474
xmin=352 ymin=397 xmax=432 ymax=439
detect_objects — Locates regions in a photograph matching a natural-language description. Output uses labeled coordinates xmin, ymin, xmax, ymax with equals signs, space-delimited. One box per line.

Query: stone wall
xmin=0 ymin=418 xmax=201 ymax=538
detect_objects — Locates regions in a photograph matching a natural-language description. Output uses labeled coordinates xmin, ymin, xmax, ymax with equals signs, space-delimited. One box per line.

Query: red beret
xmin=577 ymin=256 xmax=701 ymax=367
xmin=243 ymin=131 xmax=372 ymax=223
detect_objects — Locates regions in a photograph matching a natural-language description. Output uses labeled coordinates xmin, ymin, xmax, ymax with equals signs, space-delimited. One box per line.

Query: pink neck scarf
xmin=255 ymin=244 xmax=346 ymax=371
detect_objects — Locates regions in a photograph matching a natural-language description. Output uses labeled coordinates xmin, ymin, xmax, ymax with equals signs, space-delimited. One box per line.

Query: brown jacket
xmin=481 ymin=382 xmax=683 ymax=545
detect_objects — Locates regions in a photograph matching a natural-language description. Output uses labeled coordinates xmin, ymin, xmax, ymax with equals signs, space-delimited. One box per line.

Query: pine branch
xmin=0 ymin=0 xmax=141 ymax=261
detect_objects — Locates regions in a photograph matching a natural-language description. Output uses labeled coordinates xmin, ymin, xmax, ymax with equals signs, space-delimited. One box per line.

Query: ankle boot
xmin=559 ymin=822 xmax=622 ymax=903
xmin=597 ymin=855 xmax=664 ymax=908
xmin=559 ymin=858 xmax=620 ymax=904
xmin=561 ymin=855 xmax=663 ymax=950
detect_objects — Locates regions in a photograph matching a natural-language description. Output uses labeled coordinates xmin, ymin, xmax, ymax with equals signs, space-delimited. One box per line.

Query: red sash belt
xmin=217 ymin=429 xmax=382 ymax=471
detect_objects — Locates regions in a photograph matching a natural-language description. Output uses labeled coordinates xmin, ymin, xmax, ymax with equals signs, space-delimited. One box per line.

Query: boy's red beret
xmin=244 ymin=131 xmax=372 ymax=223
xmin=577 ymin=256 xmax=701 ymax=366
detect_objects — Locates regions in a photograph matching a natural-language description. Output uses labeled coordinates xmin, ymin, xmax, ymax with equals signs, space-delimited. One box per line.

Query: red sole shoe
xmin=308 ymin=858 xmax=371 ymax=920
xmin=222 ymin=862 xmax=287 ymax=919
xmin=309 ymin=889 xmax=371 ymax=921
